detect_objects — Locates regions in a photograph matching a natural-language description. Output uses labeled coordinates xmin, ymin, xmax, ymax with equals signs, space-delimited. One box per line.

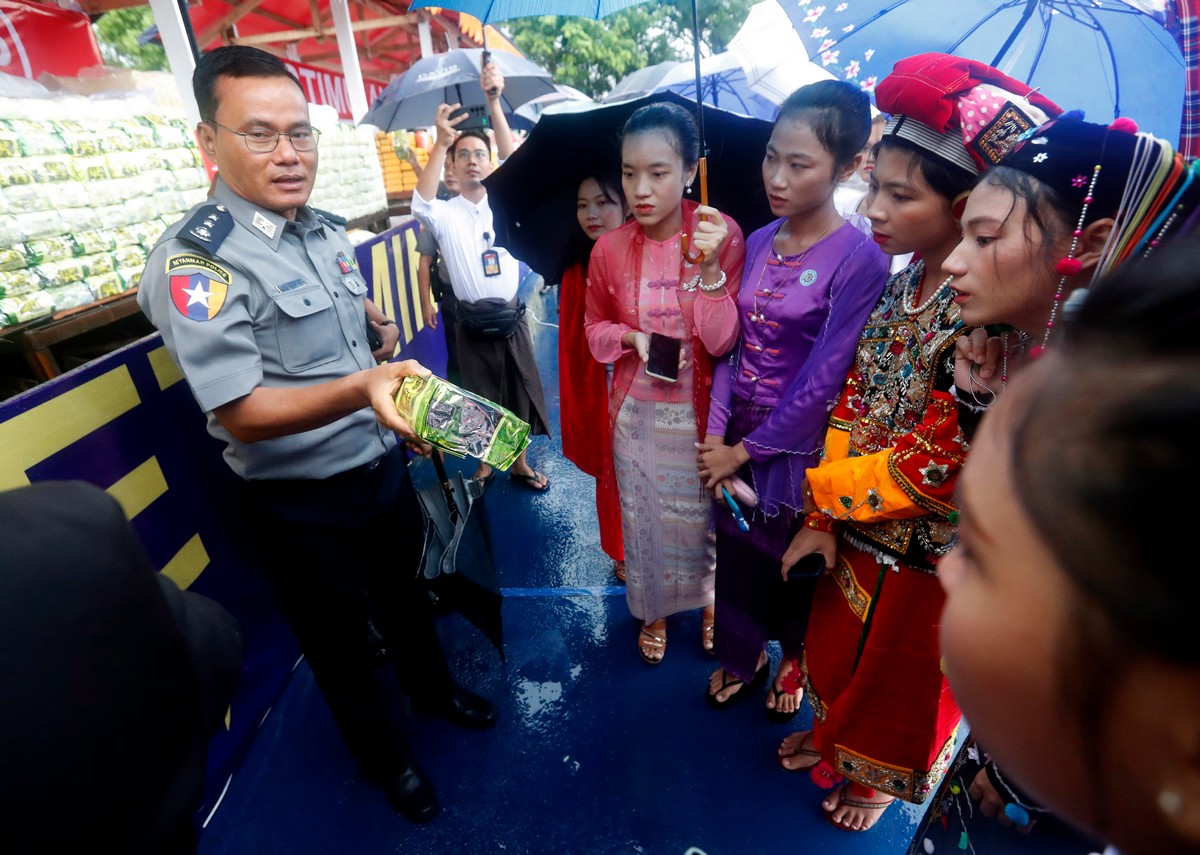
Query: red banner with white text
xmin=280 ymin=58 xmax=386 ymax=120
xmin=0 ymin=0 xmax=102 ymax=80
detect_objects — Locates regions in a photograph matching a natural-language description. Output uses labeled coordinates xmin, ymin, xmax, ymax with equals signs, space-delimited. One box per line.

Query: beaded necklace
xmin=902 ymin=272 xmax=955 ymax=316
xmin=750 ymin=219 xmax=836 ymax=323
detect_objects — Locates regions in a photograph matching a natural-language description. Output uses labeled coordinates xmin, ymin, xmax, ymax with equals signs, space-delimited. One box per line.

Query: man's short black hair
xmin=448 ymin=129 xmax=492 ymax=159
xmin=193 ymin=46 xmax=304 ymax=122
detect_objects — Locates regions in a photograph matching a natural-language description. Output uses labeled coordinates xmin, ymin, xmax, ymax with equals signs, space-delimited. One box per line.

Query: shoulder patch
xmin=166 ymin=252 xmax=232 ymax=322
xmin=178 ymin=204 xmax=234 ymax=251
xmin=312 ymin=207 xmax=348 ymax=227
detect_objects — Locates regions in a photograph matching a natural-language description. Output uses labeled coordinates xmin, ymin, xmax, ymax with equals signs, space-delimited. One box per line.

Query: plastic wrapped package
xmin=24 ymin=154 xmax=73 ymax=183
xmin=172 ymin=166 xmax=209 ymax=191
xmin=0 ymin=245 xmax=27 ymax=271
xmin=144 ymin=118 xmax=192 ymax=149
xmin=131 ymin=220 xmax=166 ymax=249
xmin=0 ymin=182 xmax=46 ymax=213
xmin=86 ymin=251 xmax=116 ymax=277
xmin=105 ymin=151 xmax=148 ymax=178
xmin=117 ymin=266 xmax=142 ymax=290
xmin=153 ymin=190 xmax=186 ymax=217
xmin=86 ymin=178 xmax=129 ymax=207
xmin=70 ymin=154 xmax=112 ymax=182
xmin=0 ymin=267 xmax=47 ymax=298
xmin=44 ymin=281 xmax=97 ymax=312
xmin=393 ymin=374 xmax=532 ymax=470
xmin=74 ymin=227 xmax=118 ymax=255
xmin=59 ymin=205 xmax=100 ymax=232
xmin=161 ymin=147 xmax=201 ymax=170
xmin=115 ymin=120 xmax=157 ymax=149
xmin=0 ymin=290 xmax=55 ymax=326
xmin=23 ymin=235 xmax=81 ymax=265
xmin=180 ymin=187 xmax=207 ymax=209
xmin=142 ymin=169 xmax=177 ymax=194
xmin=14 ymin=209 xmax=63 ymax=242
xmin=111 ymin=225 xmax=142 ymax=248
xmin=90 ymin=269 xmax=128 ymax=299
xmin=112 ymin=244 xmax=146 ymax=270
xmin=0 ymin=159 xmax=34 ymax=188
xmin=36 ymin=257 xmax=92 ymax=289
xmin=54 ymin=182 xmax=90 ymax=210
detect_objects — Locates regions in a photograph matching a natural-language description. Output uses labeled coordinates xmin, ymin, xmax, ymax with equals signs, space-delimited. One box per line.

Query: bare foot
xmin=701 ymin=604 xmax=715 ymax=654
xmin=823 ymin=781 xmax=895 ymax=831
xmin=777 ymin=730 xmax=821 ymax=771
xmin=766 ymin=656 xmax=802 ymax=716
xmin=638 ymin=618 xmax=667 ymax=664
xmin=706 ymin=650 xmax=767 ymax=703
xmin=614 ymin=561 xmax=626 ymax=583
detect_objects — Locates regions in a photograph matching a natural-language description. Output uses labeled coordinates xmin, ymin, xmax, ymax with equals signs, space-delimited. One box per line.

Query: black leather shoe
xmin=383 ymin=764 xmax=440 ymax=823
xmin=415 ymin=685 xmax=498 ymax=729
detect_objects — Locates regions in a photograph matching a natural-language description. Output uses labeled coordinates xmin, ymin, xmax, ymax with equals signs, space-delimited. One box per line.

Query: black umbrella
xmin=485 ymin=90 xmax=774 ymax=286
xmin=360 ymin=48 xmax=556 ymax=133
xmin=411 ymin=452 xmax=504 ymax=657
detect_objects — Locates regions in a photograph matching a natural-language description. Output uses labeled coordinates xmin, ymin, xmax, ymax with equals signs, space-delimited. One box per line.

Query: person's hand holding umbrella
xmin=481 ymin=59 xmax=517 ymax=161
xmin=687 ymin=203 xmax=732 ymax=294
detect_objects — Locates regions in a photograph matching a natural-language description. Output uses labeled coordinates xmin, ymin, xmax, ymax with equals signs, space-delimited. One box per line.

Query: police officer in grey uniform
xmin=137 ymin=46 xmax=495 ymax=824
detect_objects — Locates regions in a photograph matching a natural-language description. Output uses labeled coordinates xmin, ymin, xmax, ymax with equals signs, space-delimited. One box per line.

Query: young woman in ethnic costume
xmin=585 ymin=103 xmax=746 ymax=665
xmin=696 ymin=81 xmax=889 ymax=716
xmin=916 ymin=117 xmax=1195 ymax=842
xmin=774 ymin=54 xmax=1060 ymax=831
xmin=940 ymin=237 xmax=1200 ymax=855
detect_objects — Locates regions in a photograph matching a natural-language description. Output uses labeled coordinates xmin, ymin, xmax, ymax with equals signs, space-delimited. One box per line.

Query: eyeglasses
xmin=206 ymin=120 xmax=321 ymax=153
xmin=454 ymin=148 xmax=491 ymax=163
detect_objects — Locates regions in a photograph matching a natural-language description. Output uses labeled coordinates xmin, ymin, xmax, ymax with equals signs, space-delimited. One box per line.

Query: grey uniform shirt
xmin=138 ymin=178 xmax=395 ymax=480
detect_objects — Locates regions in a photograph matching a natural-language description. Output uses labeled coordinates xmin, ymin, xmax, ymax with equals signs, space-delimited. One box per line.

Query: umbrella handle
xmin=682 ymin=157 xmax=709 ymax=264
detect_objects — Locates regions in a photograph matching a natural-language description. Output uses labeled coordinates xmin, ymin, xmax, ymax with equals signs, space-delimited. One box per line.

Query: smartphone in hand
xmin=645 ymin=332 xmax=681 ymax=382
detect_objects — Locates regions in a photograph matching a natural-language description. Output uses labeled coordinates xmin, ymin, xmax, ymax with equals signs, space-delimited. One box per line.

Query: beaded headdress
xmin=874 ymin=53 xmax=1062 ymax=178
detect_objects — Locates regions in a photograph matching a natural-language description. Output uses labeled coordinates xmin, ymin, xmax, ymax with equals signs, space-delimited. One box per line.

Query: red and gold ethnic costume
xmin=802 ymin=260 xmax=967 ymax=804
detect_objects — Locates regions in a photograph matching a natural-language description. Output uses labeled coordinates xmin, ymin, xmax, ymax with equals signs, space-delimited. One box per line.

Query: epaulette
xmin=312 ymin=207 xmax=348 ymax=227
xmin=177 ymin=204 xmax=234 ymax=251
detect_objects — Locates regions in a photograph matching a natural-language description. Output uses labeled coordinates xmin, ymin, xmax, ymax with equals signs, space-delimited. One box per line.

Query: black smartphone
xmin=645 ymin=332 xmax=681 ymax=382
xmin=365 ymin=311 xmax=383 ymax=350
xmin=786 ymin=553 xmax=826 ymax=581
xmin=448 ymin=103 xmax=490 ymax=131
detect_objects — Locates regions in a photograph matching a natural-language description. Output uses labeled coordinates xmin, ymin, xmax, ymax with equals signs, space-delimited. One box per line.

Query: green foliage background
xmin=93 ymin=8 xmax=168 ymax=71
xmin=90 ymin=1 xmax=753 ymax=98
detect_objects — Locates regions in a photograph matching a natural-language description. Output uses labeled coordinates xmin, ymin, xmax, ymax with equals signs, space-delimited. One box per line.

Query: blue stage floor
xmin=197 ymin=276 xmax=1094 ymax=855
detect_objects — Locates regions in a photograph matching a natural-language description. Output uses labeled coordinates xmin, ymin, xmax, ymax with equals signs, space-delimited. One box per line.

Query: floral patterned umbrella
xmin=778 ymin=0 xmax=1185 ymax=143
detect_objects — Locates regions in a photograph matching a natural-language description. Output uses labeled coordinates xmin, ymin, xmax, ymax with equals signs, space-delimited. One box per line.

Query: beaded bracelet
xmin=698 ymin=270 xmax=727 ymax=292
xmin=681 ymin=270 xmax=727 ymax=292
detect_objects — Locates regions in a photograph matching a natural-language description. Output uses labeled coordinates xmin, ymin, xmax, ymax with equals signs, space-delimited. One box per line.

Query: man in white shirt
xmin=411 ymin=62 xmax=550 ymax=491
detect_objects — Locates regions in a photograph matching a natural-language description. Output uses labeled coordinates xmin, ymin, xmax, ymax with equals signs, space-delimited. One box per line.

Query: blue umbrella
xmin=779 ymin=0 xmax=1185 ymax=143
xmin=603 ymin=52 xmax=783 ymax=120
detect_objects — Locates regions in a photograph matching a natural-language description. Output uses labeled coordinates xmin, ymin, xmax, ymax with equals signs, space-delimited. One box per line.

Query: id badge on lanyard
xmin=481 ymin=228 xmax=501 ymax=277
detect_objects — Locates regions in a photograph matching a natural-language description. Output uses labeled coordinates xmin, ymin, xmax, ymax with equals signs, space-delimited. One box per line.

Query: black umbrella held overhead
xmin=359 ymin=48 xmax=556 ymax=133
xmin=485 ymin=90 xmax=773 ymax=288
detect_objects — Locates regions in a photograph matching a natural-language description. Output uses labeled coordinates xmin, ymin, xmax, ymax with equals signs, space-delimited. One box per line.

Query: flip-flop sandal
xmin=777 ymin=730 xmax=821 ymax=771
xmin=638 ymin=625 xmax=666 ymax=665
xmin=823 ymin=782 xmax=895 ymax=831
xmin=705 ymin=663 xmax=767 ymax=708
xmin=509 ymin=470 xmax=550 ymax=492
xmin=766 ymin=685 xmax=802 ymax=724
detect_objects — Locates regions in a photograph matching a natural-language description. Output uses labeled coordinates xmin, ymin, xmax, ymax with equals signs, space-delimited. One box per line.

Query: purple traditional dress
xmin=708 ymin=218 xmax=888 ymax=682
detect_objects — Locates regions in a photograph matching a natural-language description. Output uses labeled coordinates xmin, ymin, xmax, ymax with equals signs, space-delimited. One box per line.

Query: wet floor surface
xmin=198 ymin=278 xmax=1091 ymax=855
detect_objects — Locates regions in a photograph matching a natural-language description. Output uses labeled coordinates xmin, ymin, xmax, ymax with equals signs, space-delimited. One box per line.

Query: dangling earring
xmin=685 ymin=182 xmax=693 ymax=195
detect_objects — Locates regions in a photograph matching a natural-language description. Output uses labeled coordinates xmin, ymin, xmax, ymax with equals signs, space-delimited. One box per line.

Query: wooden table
xmin=0 ymin=291 xmax=144 ymax=382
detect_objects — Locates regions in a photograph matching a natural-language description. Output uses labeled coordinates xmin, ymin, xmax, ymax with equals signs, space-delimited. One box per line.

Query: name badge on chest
xmin=481 ymin=249 xmax=501 ymax=277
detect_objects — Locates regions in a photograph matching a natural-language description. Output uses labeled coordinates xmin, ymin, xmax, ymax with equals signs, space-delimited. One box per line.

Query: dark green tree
xmin=507 ymin=0 xmax=752 ymax=99
xmin=93 ymin=8 xmax=168 ymax=71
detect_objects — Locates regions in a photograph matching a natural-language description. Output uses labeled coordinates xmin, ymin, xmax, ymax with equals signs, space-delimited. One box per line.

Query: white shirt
xmin=411 ymin=188 xmax=518 ymax=304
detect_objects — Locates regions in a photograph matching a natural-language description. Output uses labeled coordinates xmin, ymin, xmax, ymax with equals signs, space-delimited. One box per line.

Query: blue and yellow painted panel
xmin=0 ymin=217 xmax=446 ymax=829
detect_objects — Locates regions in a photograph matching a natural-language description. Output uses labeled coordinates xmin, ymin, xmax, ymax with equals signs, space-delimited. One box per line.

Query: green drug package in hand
xmin=394 ymin=374 xmax=531 ymax=471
